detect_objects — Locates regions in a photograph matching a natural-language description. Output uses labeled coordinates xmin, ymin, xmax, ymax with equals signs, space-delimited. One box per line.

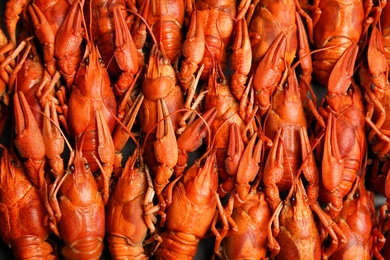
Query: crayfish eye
xmin=347 ymin=87 xmax=353 ymax=95
xmin=84 ymin=163 xmax=90 ymax=170
xmin=28 ymin=53 xmax=34 ymax=60
xmin=291 ymin=196 xmax=297 ymax=205
xmin=98 ymin=58 xmax=103 ymax=64
xmin=69 ymin=165 xmax=75 ymax=173
xmin=217 ymin=77 xmax=223 ymax=84
xmin=354 ymin=191 xmax=360 ymax=200
xmin=84 ymin=57 xmax=89 ymax=65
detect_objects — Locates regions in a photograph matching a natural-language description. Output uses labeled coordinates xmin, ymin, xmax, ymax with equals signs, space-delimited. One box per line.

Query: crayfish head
xmin=326 ymin=84 xmax=362 ymax=113
xmin=67 ymin=148 xmax=96 ymax=188
xmin=143 ymin=45 xmax=176 ymax=97
xmin=254 ymin=88 xmax=272 ymax=114
xmin=147 ymin=45 xmax=173 ymax=75
xmin=272 ymin=68 xmax=301 ymax=110
xmin=207 ymin=67 xmax=228 ymax=95
xmin=283 ymin=68 xmax=301 ymax=104
xmin=293 ymin=179 xmax=309 ymax=210
xmin=341 ymin=176 xmax=375 ymax=235
xmin=83 ymin=44 xmax=105 ymax=71
xmin=325 ymin=93 xmax=343 ymax=112
xmin=75 ymin=44 xmax=110 ymax=97
xmin=57 ymin=56 xmax=79 ymax=87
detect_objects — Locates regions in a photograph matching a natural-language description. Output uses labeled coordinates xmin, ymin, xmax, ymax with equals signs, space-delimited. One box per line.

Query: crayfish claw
xmin=231 ymin=18 xmax=252 ymax=101
xmin=179 ymin=10 xmax=205 ymax=91
xmin=327 ymin=43 xmax=358 ymax=97
xmin=253 ymin=33 xmax=286 ymax=116
xmin=263 ymin=128 xmax=285 ymax=211
xmin=225 ymin=123 xmax=245 ymax=177
xmin=153 ymin=99 xmax=178 ymax=195
xmin=95 ymin=110 xmax=115 ymax=204
xmin=131 ymin=0 xmax=148 ymax=64
xmin=367 ymin=26 xmax=388 ymax=98
xmin=43 ymin=102 xmax=65 ymax=179
xmin=296 ymin=12 xmax=313 ymax=101
xmin=112 ymin=6 xmax=139 ymax=96
xmin=175 ymin=107 xmax=217 ymax=176
xmin=235 ymin=132 xmax=262 ymax=202
xmin=28 ymin=4 xmax=56 ymax=77
xmin=55 ymin=0 xmax=84 ymax=88
xmin=236 ymin=0 xmax=251 ymax=20
xmin=13 ymin=91 xmax=46 ymax=188
xmin=299 ymin=126 xmax=320 ymax=203
xmin=321 ymin=113 xmax=346 ymax=218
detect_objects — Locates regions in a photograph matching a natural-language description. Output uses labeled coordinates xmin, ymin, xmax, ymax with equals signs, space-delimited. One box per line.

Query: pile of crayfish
xmin=1 ymin=0 xmax=390 ymax=259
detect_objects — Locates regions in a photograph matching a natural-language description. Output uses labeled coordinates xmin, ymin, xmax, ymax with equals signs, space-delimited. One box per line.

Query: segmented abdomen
xmin=153 ymin=20 xmax=183 ymax=63
xmin=61 ymin=237 xmax=104 ymax=259
xmin=155 ymin=231 xmax=200 ymax=260
xmin=11 ymin=237 xmax=55 ymax=260
xmin=107 ymin=236 xmax=148 ymax=260
xmin=338 ymin=160 xmax=360 ymax=198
